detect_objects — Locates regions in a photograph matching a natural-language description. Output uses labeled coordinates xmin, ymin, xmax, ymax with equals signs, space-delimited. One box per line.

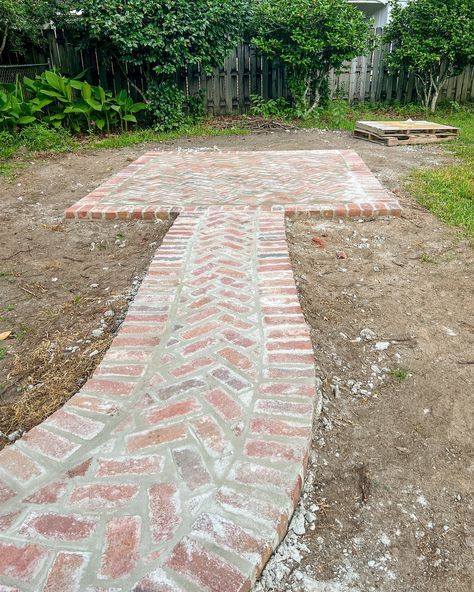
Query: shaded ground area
xmin=0 ymin=127 xmax=472 ymax=591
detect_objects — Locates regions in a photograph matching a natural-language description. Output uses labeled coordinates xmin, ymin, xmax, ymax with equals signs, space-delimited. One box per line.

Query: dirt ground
xmin=0 ymin=128 xmax=472 ymax=590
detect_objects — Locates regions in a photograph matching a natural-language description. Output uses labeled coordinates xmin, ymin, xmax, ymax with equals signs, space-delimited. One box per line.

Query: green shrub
xmin=145 ymin=81 xmax=205 ymax=131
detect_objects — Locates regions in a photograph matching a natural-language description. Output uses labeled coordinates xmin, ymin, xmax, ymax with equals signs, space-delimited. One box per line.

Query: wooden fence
xmin=1 ymin=28 xmax=473 ymax=113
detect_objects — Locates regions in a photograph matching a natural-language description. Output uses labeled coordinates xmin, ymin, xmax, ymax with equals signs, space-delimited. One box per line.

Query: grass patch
xmin=297 ymin=100 xmax=474 ymax=236
xmin=390 ymin=367 xmax=410 ymax=381
xmin=0 ymin=122 xmax=249 ymax=178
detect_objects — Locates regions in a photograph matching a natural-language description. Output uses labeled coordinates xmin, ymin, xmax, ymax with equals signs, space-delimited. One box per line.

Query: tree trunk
xmin=0 ymin=26 xmax=8 ymax=60
xmin=430 ymin=87 xmax=441 ymax=112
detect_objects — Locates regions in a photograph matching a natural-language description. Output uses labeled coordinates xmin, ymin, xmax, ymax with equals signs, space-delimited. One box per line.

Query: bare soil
xmin=0 ymin=128 xmax=472 ymax=590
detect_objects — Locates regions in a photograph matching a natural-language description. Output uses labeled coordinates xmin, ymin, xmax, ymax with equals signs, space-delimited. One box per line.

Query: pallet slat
xmin=354 ymin=120 xmax=459 ymax=146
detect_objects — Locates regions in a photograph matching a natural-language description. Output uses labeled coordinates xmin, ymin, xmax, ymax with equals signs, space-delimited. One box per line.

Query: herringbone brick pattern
xmin=0 ymin=211 xmax=316 ymax=591
xmin=65 ymin=150 xmax=401 ymax=220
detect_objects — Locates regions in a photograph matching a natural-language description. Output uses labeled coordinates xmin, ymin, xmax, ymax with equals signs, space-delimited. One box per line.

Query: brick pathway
xmin=0 ymin=151 xmax=401 ymax=591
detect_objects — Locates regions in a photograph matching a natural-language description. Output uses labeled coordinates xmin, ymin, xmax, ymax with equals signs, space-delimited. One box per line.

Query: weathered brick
xmin=0 ymin=447 xmax=42 ymax=482
xmin=191 ymin=416 xmax=230 ymax=458
xmin=21 ymin=427 xmax=79 ymax=461
xmin=20 ymin=512 xmax=97 ymax=541
xmin=82 ymin=378 xmax=135 ymax=398
xmin=245 ymin=439 xmax=306 ymax=463
xmin=149 ymin=483 xmax=181 ymax=545
xmin=172 ymin=448 xmax=212 ymax=491
xmin=133 ymin=568 xmax=187 ymax=592
xmin=0 ymin=481 xmax=15 ymax=504
xmin=166 ymin=538 xmax=251 ymax=592
xmin=204 ymin=388 xmax=243 ymax=421
xmin=171 ymin=356 xmax=214 ymax=378
xmin=45 ymin=409 xmax=104 ymax=440
xmin=0 ymin=542 xmax=49 ymax=582
xmin=250 ymin=418 xmax=311 ymax=439
xmin=44 ymin=552 xmax=86 ymax=592
xmin=25 ymin=481 xmax=67 ymax=504
xmin=70 ymin=484 xmax=139 ymax=509
xmin=96 ymin=455 xmax=162 ymax=477
xmin=191 ymin=512 xmax=272 ymax=569
xmin=127 ymin=424 xmax=187 ymax=453
xmin=218 ymin=347 xmax=254 ymax=372
xmin=67 ymin=394 xmax=119 ymax=415
xmin=146 ymin=398 xmax=200 ymax=424
xmin=99 ymin=516 xmax=141 ymax=580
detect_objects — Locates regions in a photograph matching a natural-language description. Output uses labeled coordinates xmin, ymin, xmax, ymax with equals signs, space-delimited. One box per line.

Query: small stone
xmin=291 ymin=513 xmax=306 ymax=535
xmin=374 ymin=341 xmax=390 ymax=351
xmin=91 ymin=329 xmax=104 ymax=338
xmin=104 ymin=309 xmax=114 ymax=318
xmin=360 ymin=328 xmax=376 ymax=341
xmin=89 ymin=283 xmax=99 ymax=289
xmin=305 ymin=512 xmax=317 ymax=524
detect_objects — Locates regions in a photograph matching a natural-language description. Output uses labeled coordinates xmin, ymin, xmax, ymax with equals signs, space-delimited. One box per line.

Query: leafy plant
xmin=250 ymin=95 xmax=292 ymax=118
xmin=252 ymin=0 xmax=372 ymax=114
xmin=383 ymin=0 xmax=474 ymax=112
xmin=0 ymin=70 xmax=145 ymax=134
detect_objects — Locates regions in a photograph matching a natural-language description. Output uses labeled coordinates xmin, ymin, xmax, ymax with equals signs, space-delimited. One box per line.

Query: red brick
xmin=181 ymin=321 xmax=220 ymax=340
xmin=259 ymin=383 xmax=315 ymax=398
xmin=155 ymin=378 xmax=206 ymax=401
xmin=66 ymin=458 xmax=92 ymax=478
xmin=245 ymin=439 xmax=306 ymax=463
xmin=70 ymin=484 xmax=139 ymax=509
xmin=216 ymin=486 xmax=287 ymax=538
xmin=218 ymin=347 xmax=254 ymax=372
xmin=191 ymin=416 xmax=229 ymax=458
xmin=250 ymin=418 xmax=311 ymax=439
xmin=0 ymin=542 xmax=49 ymax=582
xmin=21 ymin=427 xmax=79 ymax=461
xmin=171 ymin=356 xmax=214 ymax=378
xmin=82 ymin=378 xmax=135 ymax=398
xmin=44 ymin=552 xmax=86 ymax=592
xmin=96 ymin=455 xmax=163 ymax=477
xmin=182 ymin=336 xmax=216 ymax=356
xmin=20 ymin=512 xmax=97 ymax=541
xmin=166 ymin=538 xmax=251 ymax=592
xmin=0 ymin=447 xmax=42 ymax=482
xmin=255 ymin=398 xmax=314 ymax=417
xmin=191 ymin=512 xmax=272 ymax=569
xmin=45 ymin=409 xmax=104 ymax=440
xmin=0 ymin=511 xmax=22 ymax=532
xmin=222 ymin=329 xmax=256 ymax=348
xmin=127 ymin=424 xmax=187 ymax=453
xmin=204 ymin=388 xmax=243 ymax=421
xmin=172 ymin=448 xmax=211 ymax=490
xmin=146 ymin=398 xmax=200 ymax=424
xmin=211 ymin=366 xmax=250 ymax=392
xmin=0 ymin=481 xmax=15 ymax=504
xmin=133 ymin=568 xmax=187 ymax=592
xmin=149 ymin=483 xmax=181 ymax=545
xmin=267 ymin=340 xmax=312 ymax=351
xmin=267 ymin=352 xmax=314 ymax=365
xmin=68 ymin=394 xmax=119 ymax=415
xmin=113 ymin=335 xmax=160 ymax=347
xmin=99 ymin=516 xmax=141 ymax=579
xmin=25 ymin=481 xmax=67 ymax=504
xmin=96 ymin=364 xmax=146 ymax=377
xmin=219 ymin=314 xmax=253 ymax=330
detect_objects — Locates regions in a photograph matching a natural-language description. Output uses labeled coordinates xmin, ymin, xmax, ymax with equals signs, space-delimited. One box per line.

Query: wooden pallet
xmin=353 ymin=120 xmax=459 ymax=146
